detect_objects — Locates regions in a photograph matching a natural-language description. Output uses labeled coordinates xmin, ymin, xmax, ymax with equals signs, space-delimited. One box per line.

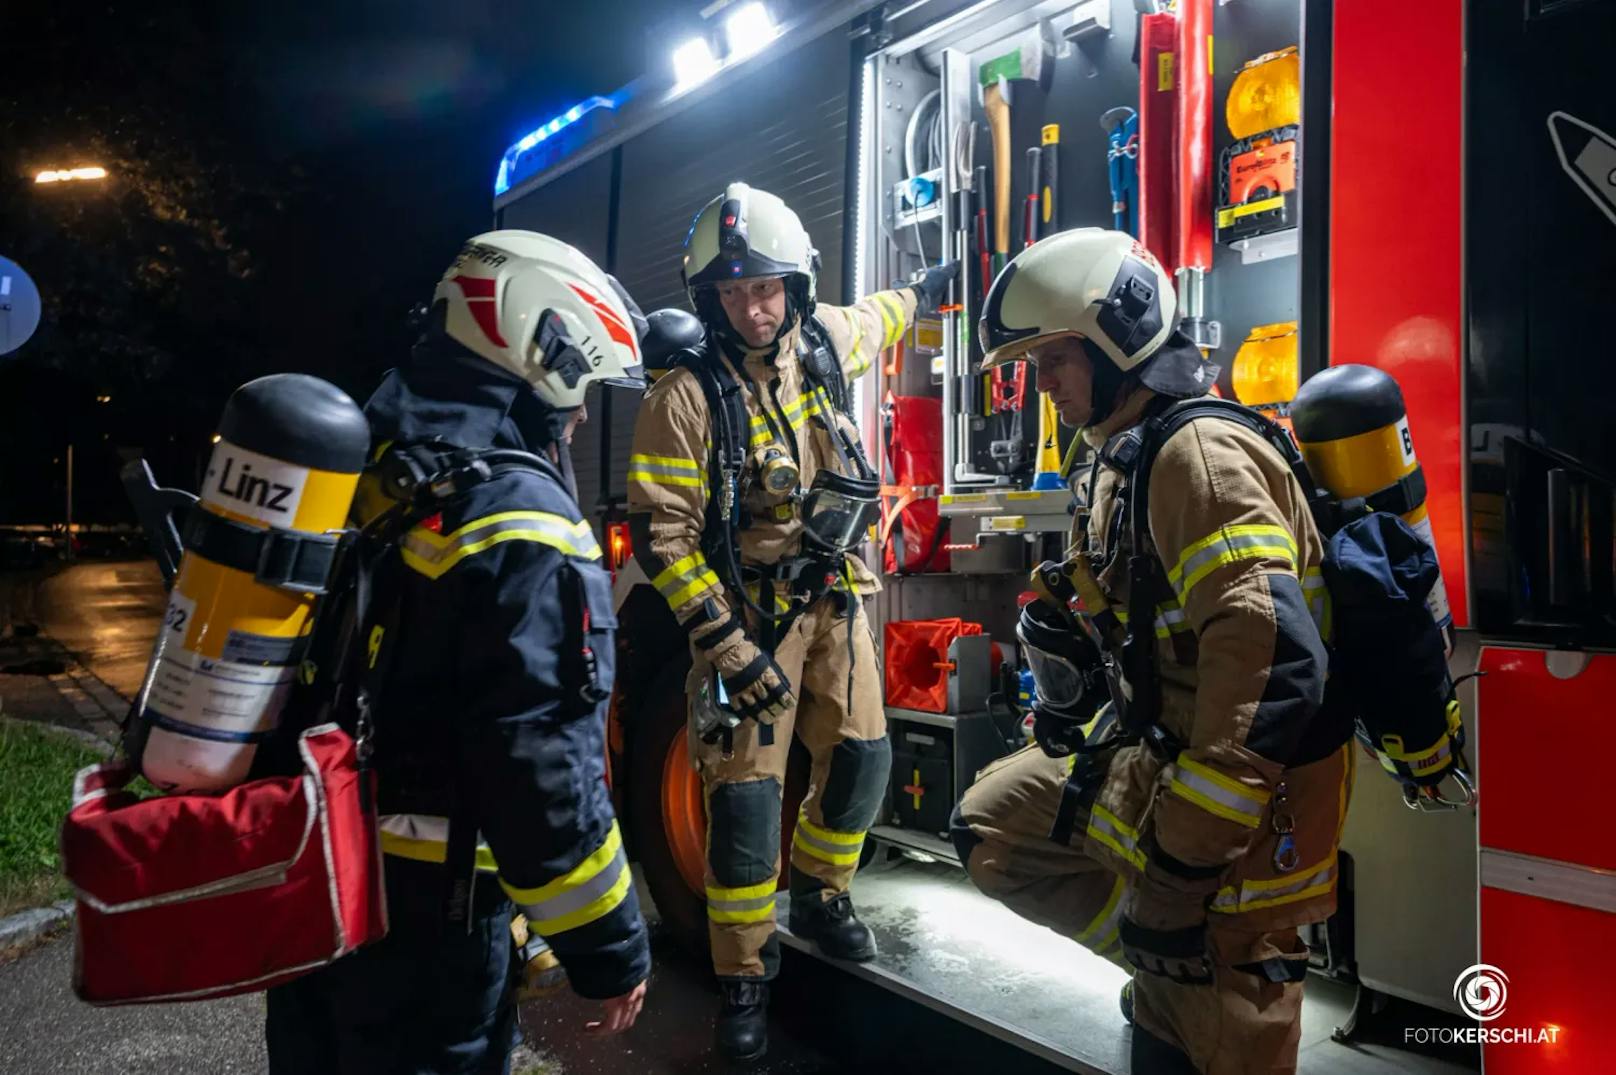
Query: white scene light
xmin=672 ymin=36 xmax=721 ymax=89
xmin=724 ymin=3 xmax=777 ymax=61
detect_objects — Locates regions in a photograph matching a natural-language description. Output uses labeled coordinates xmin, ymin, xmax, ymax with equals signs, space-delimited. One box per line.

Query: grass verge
xmin=0 ymin=721 xmax=102 ymax=918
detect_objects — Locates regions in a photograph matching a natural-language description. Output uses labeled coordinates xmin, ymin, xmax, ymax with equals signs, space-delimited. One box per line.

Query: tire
xmin=624 ymin=660 xmax=814 ymax=958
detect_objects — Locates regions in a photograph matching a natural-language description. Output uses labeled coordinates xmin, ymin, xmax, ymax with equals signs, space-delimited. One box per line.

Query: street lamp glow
xmin=95 ymin=395 xmax=111 ymax=403
xmin=211 ymin=434 xmax=222 ymax=444
xmin=35 ymin=166 xmax=108 ymax=184
xmin=724 ymin=3 xmax=777 ymax=60
xmin=672 ymin=37 xmax=720 ymax=89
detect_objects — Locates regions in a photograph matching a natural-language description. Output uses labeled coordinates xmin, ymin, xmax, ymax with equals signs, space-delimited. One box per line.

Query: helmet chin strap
xmin=1082 ymin=338 xmax=1130 ymax=426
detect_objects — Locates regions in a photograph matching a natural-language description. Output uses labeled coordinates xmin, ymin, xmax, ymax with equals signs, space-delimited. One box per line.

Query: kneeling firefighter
xmin=950 ymin=229 xmax=1354 ymax=1074
xmin=265 ymin=231 xmax=651 ymax=1072
xmin=625 ymin=182 xmax=956 ymax=1061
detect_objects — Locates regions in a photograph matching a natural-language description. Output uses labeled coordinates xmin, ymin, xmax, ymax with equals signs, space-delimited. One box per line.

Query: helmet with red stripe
xmin=434 ymin=230 xmax=646 ymax=410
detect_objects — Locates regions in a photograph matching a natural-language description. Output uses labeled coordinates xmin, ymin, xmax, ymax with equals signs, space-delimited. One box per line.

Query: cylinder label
xmin=1395 ymin=417 xmax=1417 ymax=467
xmin=1408 ymin=514 xmax=1452 ymax=627
xmin=202 ymin=440 xmax=309 ymax=527
xmin=145 ymin=644 xmax=294 ymax=739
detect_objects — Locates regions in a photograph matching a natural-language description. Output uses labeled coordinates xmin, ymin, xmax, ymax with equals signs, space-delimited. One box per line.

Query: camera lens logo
xmin=1454 ymin=964 xmax=1510 ymax=1022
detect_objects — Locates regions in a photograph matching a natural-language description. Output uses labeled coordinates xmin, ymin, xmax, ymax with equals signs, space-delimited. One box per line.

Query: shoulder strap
xmin=799 ymin=315 xmax=853 ymax=420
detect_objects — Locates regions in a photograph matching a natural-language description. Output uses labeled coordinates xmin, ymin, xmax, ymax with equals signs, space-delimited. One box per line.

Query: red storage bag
xmin=881 ymin=393 xmax=950 ymax=574
xmin=61 ymin=723 xmax=387 ymax=1005
xmin=884 ymin=618 xmax=983 ymax=713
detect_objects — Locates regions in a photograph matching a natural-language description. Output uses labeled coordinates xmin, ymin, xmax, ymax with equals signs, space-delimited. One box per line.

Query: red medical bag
xmin=61 ymin=724 xmax=387 ymax=1005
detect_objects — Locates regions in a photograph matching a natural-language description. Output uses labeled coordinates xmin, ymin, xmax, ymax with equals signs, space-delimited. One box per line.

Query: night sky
xmin=1 ymin=0 xmax=663 ymax=523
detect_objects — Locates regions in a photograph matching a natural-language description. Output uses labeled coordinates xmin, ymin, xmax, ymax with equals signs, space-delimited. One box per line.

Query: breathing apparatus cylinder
xmin=1290 ymin=364 xmax=1454 ymax=639
xmin=131 ymin=375 xmax=370 ymax=794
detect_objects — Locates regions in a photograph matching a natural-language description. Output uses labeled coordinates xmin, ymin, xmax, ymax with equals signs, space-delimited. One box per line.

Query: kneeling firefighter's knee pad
xmin=708 ymin=778 xmax=783 ymax=886
xmin=819 ymin=737 xmax=892 ymax=832
xmin=948 ymin=800 xmax=982 ymax=866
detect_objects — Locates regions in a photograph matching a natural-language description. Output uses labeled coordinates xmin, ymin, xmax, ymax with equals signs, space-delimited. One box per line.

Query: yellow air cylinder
xmin=132 ymin=374 xmax=370 ymax=793
xmin=1289 ymin=364 xmax=1453 ymax=635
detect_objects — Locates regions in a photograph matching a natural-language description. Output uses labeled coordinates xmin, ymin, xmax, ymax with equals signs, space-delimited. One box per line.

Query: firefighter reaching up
xmin=626 ymin=182 xmax=956 ymax=1062
xmin=950 ymin=229 xmax=1354 ymax=1074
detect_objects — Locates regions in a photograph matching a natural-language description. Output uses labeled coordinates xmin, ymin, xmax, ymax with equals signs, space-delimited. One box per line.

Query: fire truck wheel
xmin=625 ymin=660 xmax=820 ymax=956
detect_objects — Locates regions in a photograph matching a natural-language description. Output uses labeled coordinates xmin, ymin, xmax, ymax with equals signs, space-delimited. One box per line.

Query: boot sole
xmin=790 ymin=924 xmax=878 ymax=963
xmin=721 ymin=1042 xmax=768 ymax=1064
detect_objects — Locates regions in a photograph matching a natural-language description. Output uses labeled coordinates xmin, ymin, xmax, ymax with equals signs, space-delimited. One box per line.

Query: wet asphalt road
xmin=4 ymin=560 xmax=1058 ymax=1074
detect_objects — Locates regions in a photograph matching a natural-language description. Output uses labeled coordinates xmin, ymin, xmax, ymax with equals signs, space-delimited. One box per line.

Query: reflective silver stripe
xmin=517 ymin=844 xmax=629 ymax=923
xmin=792 ymin=826 xmax=863 ymax=862
xmin=706 ymin=891 xmax=777 ymax=916
xmin=401 ymin=511 xmax=600 ymax=578
xmin=1168 ymin=758 xmax=1269 ymax=828
xmin=1169 ymin=525 xmax=1297 ymax=602
xmin=1210 ymin=857 xmax=1336 ymax=914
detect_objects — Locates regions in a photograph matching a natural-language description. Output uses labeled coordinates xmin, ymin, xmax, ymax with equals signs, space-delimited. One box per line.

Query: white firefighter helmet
xmin=978 ymin=229 xmax=1215 ymax=418
xmin=434 ymin=230 xmax=645 ymax=410
xmin=682 ymin=183 xmax=819 ymax=332
xmin=979 ymin=228 xmax=1177 ymax=372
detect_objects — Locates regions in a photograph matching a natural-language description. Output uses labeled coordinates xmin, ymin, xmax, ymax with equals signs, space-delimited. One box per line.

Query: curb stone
xmin=0 ymin=901 xmax=75 ymax=957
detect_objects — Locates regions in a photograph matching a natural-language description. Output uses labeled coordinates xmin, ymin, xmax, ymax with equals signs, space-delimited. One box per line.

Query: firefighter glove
xmin=715 ymin=640 xmax=796 ymax=723
xmin=910 ymin=260 xmax=961 ymax=317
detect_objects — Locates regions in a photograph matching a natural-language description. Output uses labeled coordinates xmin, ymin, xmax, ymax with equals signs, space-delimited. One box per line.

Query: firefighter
xmin=265 ymin=231 xmax=652 ymax=1073
xmin=626 ymin=182 xmax=955 ymax=1061
xmin=952 ymin=229 xmax=1352 ymax=1074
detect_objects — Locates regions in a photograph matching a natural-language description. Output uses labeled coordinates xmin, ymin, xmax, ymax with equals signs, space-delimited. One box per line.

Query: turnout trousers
xmin=688 ymin=594 xmax=890 ymax=979
xmin=953 ymin=744 xmax=1351 ymax=1075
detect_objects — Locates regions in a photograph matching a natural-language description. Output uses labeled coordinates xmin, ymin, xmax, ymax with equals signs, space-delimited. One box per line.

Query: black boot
xmin=715 ymin=979 xmax=769 ymax=1062
xmin=788 ymin=891 xmax=877 ymax=962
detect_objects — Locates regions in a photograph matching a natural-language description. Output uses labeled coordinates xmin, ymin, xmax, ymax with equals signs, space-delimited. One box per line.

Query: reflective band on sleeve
xmin=1210 ymin=854 xmax=1337 ymax=915
xmin=500 ymin=821 xmax=634 ymax=937
xmin=652 ymin=551 xmax=723 ymax=610
xmin=792 ymin=813 xmax=866 ymax=867
xmin=628 ymin=452 xmax=706 ymax=490
xmin=839 ymin=307 xmax=866 ymax=366
xmin=1076 ymin=874 xmax=1127 ymax=952
xmin=402 ymin=511 xmax=600 ymax=579
xmin=1167 ymin=756 xmax=1271 ymax=829
xmin=1085 ymin=804 xmax=1146 ymax=870
xmin=1167 ymin=524 xmax=1297 ymax=603
xmin=873 ymin=292 xmax=906 ymax=349
xmin=1301 ymin=567 xmax=1331 ymax=639
xmin=869 ymin=294 xmax=899 ymax=352
xmin=379 ymin=814 xmax=499 ymax=872
xmin=706 ymin=879 xmax=780 ymax=924
xmin=1380 ymin=730 xmax=1455 ymax=778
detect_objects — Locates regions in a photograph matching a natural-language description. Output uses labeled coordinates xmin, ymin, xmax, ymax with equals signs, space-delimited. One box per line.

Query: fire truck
xmin=493 ymin=1 xmax=1616 ymax=1070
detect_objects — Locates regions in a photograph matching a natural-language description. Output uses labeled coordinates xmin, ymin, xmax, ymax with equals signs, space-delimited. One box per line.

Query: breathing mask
xmin=693 ymin=672 xmax=743 ymax=746
xmin=1017 ymin=599 xmax=1107 ymax=723
xmin=799 ymin=469 xmax=881 ymax=556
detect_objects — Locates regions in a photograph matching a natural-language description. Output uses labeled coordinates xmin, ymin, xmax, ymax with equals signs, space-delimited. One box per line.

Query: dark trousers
xmin=266 ymin=859 xmax=518 ymax=1075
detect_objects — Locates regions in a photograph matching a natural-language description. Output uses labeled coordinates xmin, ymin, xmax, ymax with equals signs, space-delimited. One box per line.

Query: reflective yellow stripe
xmin=501 ymin=822 xmax=633 ymax=936
xmin=378 ymin=815 xmax=499 ymax=872
xmin=1210 ymin=854 xmax=1337 ymax=915
xmin=1085 ymin=804 xmax=1145 ymax=870
xmin=792 ymin=813 xmax=866 ymax=867
xmin=706 ymin=879 xmax=779 ymax=924
xmin=873 ymin=292 xmax=906 ymax=349
xmin=839 ymin=307 xmax=865 ymax=368
xmin=1168 ymin=755 xmax=1271 ymax=829
xmin=401 ymin=511 xmax=599 ymax=578
xmin=1076 ymin=874 xmax=1126 ymax=946
xmin=652 ymin=551 xmax=722 ymax=610
xmin=1168 ymin=523 xmax=1297 ymax=603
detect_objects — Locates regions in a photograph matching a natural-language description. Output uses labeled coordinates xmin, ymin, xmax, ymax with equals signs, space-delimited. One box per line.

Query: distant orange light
xmin=35 ymin=166 xmax=107 ymax=184
xmin=605 ymin=520 xmax=632 ymax=576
